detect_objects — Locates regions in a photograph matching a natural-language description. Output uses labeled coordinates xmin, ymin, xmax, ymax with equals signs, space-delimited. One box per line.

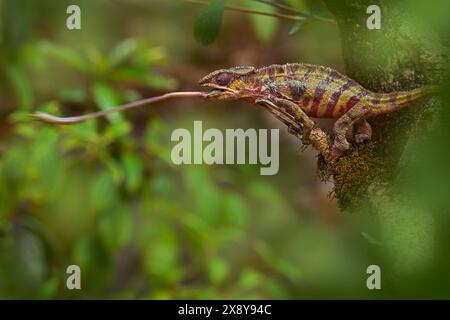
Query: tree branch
xmin=186 ymin=0 xmax=335 ymax=23
xmin=320 ymin=0 xmax=446 ymax=210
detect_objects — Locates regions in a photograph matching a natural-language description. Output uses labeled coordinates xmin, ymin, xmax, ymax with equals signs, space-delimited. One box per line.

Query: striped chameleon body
xmin=199 ymin=63 xmax=436 ymax=159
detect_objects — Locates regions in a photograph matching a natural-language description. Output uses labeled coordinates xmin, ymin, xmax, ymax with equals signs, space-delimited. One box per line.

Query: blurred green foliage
xmin=0 ymin=0 xmax=449 ymax=299
xmin=194 ymin=0 xmax=228 ymax=45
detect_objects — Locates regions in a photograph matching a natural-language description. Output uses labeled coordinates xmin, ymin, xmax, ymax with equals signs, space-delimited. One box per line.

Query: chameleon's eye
xmin=216 ymin=73 xmax=232 ymax=86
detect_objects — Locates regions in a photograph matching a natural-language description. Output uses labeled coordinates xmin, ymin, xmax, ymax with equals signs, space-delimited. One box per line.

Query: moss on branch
xmin=319 ymin=0 xmax=446 ymax=210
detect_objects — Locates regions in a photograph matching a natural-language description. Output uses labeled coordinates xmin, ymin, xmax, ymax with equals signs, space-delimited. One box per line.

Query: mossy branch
xmin=320 ymin=0 xmax=445 ymax=210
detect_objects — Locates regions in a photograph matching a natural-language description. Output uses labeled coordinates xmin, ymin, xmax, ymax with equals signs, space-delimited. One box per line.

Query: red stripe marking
xmin=324 ymin=81 xmax=355 ymax=118
xmin=343 ymin=95 xmax=361 ymax=113
xmin=371 ymin=95 xmax=381 ymax=106
xmin=388 ymin=92 xmax=398 ymax=103
xmin=309 ymin=73 xmax=337 ymax=117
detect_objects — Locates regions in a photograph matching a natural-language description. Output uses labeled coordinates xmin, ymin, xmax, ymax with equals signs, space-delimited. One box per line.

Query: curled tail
xmin=369 ymin=85 xmax=439 ymax=116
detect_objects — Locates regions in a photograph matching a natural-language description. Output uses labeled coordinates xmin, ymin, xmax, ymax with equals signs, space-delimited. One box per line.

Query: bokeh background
xmin=0 ymin=0 xmax=449 ymax=299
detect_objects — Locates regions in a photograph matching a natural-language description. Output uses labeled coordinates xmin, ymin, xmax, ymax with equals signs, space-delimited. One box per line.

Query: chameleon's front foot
xmin=269 ymin=97 xmax=315 ymax=145
xmin=255 ymin=98 xmax=304 ymax=139
xmin=287 ymin=125 xmax=312 ymax=145
xmin=300 ymin=128 xmax=313 ymax=146
xmin=255 ymin=97 xmax=332 ymax=161
xmin=287 ymin=126 xmax=303 ymax=138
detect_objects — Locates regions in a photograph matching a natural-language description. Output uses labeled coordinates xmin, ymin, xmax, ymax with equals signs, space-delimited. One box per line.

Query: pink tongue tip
xmin=30 ymin=112 xmax=84 ymax=125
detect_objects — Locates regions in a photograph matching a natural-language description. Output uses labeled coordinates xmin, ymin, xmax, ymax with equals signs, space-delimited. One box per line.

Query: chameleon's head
xmin=199 ymin=66 xmax=256 ymax=100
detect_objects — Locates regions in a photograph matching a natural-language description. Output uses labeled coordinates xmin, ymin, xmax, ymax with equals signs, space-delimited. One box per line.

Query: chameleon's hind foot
xmin=331 ymin=104 xmax=371 ymax=159
xmin=330 ymin=137 xmax=351 ymax=160
xmin=354 ymin=119 xmax=372 ymax=145
xmin=355 ymin=133 xmax=370 ymax=144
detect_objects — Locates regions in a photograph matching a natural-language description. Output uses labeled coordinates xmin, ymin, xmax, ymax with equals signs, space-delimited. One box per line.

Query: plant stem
xmin=186 ymin=0 xmax=334 ymax=23
xmin=251 ymin=0 xmax=307 ymax=16
xmin=186 ymin=0 xmax=305 ymax=21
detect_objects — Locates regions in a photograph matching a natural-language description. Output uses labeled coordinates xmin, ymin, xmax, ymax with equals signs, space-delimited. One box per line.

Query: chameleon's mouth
xmin=200 ymin=84 xmax=238 ymax=99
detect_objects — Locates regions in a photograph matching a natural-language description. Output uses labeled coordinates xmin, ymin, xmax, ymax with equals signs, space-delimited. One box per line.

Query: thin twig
xmin=251 ymin=0 xmax=336 ymax=23
xmin=186 ymin=0 xmax=306 ymax=21
xmin=187 ymin=0 xmax=334 ymax=23
xmin=31 ymin=91 xmax=205 ymax=125
xmin=251 ymin=0 xmax=308 ymax=16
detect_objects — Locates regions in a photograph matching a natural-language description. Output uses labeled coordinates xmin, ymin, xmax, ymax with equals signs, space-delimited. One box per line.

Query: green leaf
xmin=92 ymin=82 xmax=123 ymax=123
xmin=89 ymin=170 xmax=116 ymax=212
xmin=137 ymin=46 xmax=168 ymax=65
xmin=98 ymin=151 xmax=124 ymax=183
xmin=223 ymin=193 xmax=248 ymax=227
xmin=284 ymin=0 xmax=308 ymax=11
xmin=39 ymin=41 xmax=88 ymax=73
xmin=245 ymin=0 xmax=279 ymax=44
xmin=288 ymin=20 xmax=305 ymax=35
xmin=239 ymin=269 xmax=263 ymax=290
xmin=278 ymin=259 xmax=302 ymax=281
xmin=93 ymin=82 xmax=120 ymax=107
xmin=194 ymin=0 xmax=228 ymax=45
xmin=5 ymin=63 xmax=33 ymax=110
xmin=360 ymin=231 xmax=383 ymax=246
xmin=145 ymin=231 xmax=179 ymax=279
xmin=122 ymin=152 xmax=143 ymax=193
xmin=111 ymin=68 xmax=177 ymax=90
xmin=208 ymin=257 xmax=229 ymax=285
xmin=57 ymin=87 xmax=87 ymax=103
xmin=85 ymin=46 xmax=107 ymax=74
xmin=38 ymin=277 xmax=59 ymax=299
xmin=143 ymin=73 xmax=178 ymax=91
xmin=108 ymin=38 xmax=139 ymax=68
xmin=99 ymin=209 xmax=132 ymax=253
xmin=102 ymin=121 xmax=131 ymax=142
xmin=380 ymin=205 xmax=435 ymax=274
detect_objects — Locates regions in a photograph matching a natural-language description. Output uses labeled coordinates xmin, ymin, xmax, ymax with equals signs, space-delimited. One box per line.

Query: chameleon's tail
xmin=370 ymin=85 xmax=439 ymax=116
